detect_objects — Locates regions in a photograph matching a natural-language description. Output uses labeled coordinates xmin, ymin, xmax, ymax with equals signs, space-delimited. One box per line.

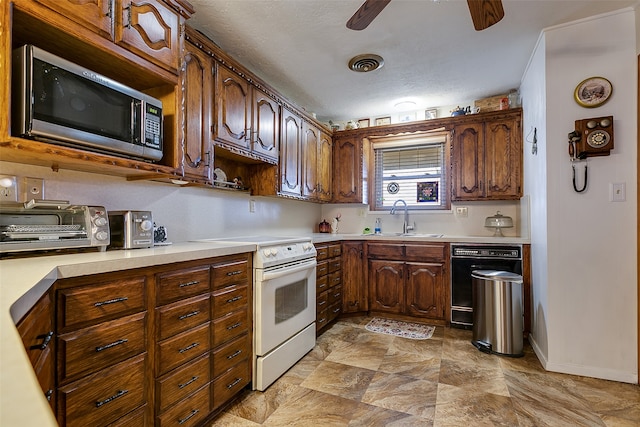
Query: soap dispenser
xmin=374 ymin=218 xmax=382 ymax=234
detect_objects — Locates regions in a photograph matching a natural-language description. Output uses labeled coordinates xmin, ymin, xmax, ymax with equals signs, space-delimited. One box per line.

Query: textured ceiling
xmin=187 ymin=0 xmax=635 ymax=123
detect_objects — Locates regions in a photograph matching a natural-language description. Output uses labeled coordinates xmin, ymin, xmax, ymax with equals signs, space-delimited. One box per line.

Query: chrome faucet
xmin=390 ymin=199 xmax=415 ymax=234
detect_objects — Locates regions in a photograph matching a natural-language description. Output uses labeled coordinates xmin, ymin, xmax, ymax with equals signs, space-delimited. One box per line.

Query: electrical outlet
xmin=0 ymin=175 xmax=18 ymax=202
xmin=455 ymin=206 xmax=468 ymax=217
xmin=22 ymin=177 xmax=45 ymax=202
xmin=249 ymin=199 xmax=256 ymax=213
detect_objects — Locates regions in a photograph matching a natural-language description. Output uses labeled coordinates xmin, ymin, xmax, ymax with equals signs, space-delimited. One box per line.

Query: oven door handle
xmin=261 ymin=259 xmax=316 ymax=281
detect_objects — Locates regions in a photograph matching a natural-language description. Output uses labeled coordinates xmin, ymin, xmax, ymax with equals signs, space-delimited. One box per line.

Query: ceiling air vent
xmin=348 ymin=54 xmax=384 ymax=72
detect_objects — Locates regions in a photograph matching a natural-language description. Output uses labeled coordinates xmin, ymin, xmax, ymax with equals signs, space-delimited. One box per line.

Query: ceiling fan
xmin=346 ymin=0 xmax=505 ymax=31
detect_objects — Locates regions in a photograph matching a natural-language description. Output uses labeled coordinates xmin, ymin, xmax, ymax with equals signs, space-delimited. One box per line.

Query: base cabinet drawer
xmin=213 ymin=310 xmax=248 ymax=347
xmin=57 ymin=277 xmax=147 ymax=330
xmin=212 ymin=361 xmax=250 ymax=410
xmin=212 ymin=284 xmax=248 ymax=316
xmin=108 ymin=405 xmax=148 ymax=427
xmin=156 ymin=322 xmax=211 ymax=376
xmin=57 ymin=312 xmax=147 ymax=384
xmin=156 ymin=353 xmax=211 ymax=414
xmin=213 ymin=332 xmax=250 ymax=376
xmin=57 ymin=353 xmax=147 ymax=427
xmin=156 ymin=294 xmax=211 ymax=341
xmin=156 ymin=384 xmax=210 ymax=427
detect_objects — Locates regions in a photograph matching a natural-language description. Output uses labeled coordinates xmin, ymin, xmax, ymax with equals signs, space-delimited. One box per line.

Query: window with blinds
xmin=373 ymin=134 xmax=447 ymax=210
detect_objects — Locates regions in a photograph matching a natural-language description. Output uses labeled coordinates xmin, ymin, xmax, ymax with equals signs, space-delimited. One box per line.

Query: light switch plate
xmin=609 ymin=182 xmax=625 ymax=202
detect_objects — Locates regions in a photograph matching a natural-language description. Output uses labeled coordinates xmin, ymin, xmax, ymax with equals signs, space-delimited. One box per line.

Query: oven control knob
xmin=94 ymin=216 xmax=108 ymax=227
xmin=262 ymin=249 xmax=271 ymax=257
xmin=270 ymin=248 xmax=278 ymax=256
xmin=95 ymin=231 xmax=109 ymax=241
xmin=140 ymin=219 xmax=153 ymax=231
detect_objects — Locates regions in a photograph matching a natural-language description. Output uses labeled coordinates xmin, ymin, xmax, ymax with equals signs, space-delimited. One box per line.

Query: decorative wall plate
xmin=574 ymin=77 xmax=612 ymax=108
xmin=387 ymin=182 xmax=399 ymax=194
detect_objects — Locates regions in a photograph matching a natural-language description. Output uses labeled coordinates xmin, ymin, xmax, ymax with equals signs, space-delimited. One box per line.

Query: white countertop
xmin=0 ymin=241 xmax=255 ymax=427
xmin=310 ymin=232 xmax=530 ymax=245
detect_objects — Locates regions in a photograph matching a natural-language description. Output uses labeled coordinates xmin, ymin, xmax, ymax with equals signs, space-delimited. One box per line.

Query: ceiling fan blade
xmin=467 ymin=0 xmax=505 ymax=31
xmin=346 ymin=0 xmax=392 ymax=31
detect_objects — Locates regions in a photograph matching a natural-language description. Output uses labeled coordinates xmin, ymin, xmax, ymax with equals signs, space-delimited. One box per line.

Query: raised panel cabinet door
xmin=484 ymin=117 xmax=522 ymax=199
xmin=341 ymin=242 xmax=366 ymax=313
xmin=405 ymin=262 xmax=446 ymax=319
xmin=35 ymin=0 xmax=114 ymax=39
xmin=214 ymin=65 xmax=251 ymax=150
xmin=252 ymin=88 xmax=279 ymax=163
xmin=332 ymin=136 xmax=362 ymax=203
xmin=182 ymin=42 xmax=212 ymax=180
xmin=317 ymin=131 xmax=333 ymax=202
xmin=451 ymin=122 xmax=484 ymax=200
xmin=369 ymin=260 xmax=404 ymax=314
xmin=116 ymin=0 xmax=181 ymax=72
xmin=302 ymin=120 xmax=319 ymax=199
xmin=280 ymin=107 xmax=302 ymax=196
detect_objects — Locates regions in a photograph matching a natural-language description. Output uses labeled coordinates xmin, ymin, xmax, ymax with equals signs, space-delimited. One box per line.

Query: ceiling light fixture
xmin=348 ymin=54 xmax=384 ymax=72
xmin=393 ymin=101 xmax=417 ymax=110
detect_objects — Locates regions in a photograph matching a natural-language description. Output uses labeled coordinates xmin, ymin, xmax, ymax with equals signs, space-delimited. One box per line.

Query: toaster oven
xmin=0 ymin=200 xmax=110 ymax=254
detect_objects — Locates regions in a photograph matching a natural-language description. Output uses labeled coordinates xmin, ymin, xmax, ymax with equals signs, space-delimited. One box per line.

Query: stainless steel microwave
xmin=11 ymin=45 xmax=163 ymax=162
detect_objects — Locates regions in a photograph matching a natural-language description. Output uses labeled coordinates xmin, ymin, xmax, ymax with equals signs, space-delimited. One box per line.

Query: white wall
xmin=522 ymin=8 xmax=638 ymax=383
xmin=521 ymin=33 xmax=549 ymax=361
xmin=320 ymin=200 xmax=525 ymax=238
xmin=0 ymin=161 xmax=320 ymax=240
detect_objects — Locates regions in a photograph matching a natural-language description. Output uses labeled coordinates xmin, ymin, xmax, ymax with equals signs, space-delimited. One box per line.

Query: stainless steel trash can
xmin=471 ymin=270 xmax=524 ymax=357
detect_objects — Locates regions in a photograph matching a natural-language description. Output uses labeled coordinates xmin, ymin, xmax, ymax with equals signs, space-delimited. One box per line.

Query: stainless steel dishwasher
xmin=450 ymin=244 xmax=522 ymax=329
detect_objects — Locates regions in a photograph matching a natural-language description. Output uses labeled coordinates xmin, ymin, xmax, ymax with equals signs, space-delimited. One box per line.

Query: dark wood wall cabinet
xmin=16 ymin=254 xmax=253 ymax=426
xmin=451 ymin=112 xmax=522 ymax=200
xmin=331 ymin=108 xmax=523 ymax=203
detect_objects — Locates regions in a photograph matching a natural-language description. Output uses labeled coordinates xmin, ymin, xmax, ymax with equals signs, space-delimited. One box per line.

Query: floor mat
xmin=365 ymin=317 xmax=435 ymax=340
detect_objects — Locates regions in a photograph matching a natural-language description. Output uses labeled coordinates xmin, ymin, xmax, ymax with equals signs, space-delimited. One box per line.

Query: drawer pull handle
xmin=96 ymin=389 xmax=128 ymax=408
xmin=333 ymin=308 xmax=341 ymax=313
xmin=32 ymin=331 xmax=54 ymax=350
xmin=178 ymin=310 xmax=200 ymax=320
xmin=45 ymin=389 xmax=53 ymax=401
xmin=96 ymin=338 xmax=128 ymax=352
xmin=226 ymin=295 xmax=242 ymax=303
xmin=179 ymin=280 xmax=200 ymax=288
xmin=226 ymin=349 xmax=242 ymax=360
xmin=178 ymin=376 xmax=199 ymax=389
xmin=318 ymin=283 xmax=326 ymax=289
xmin=333 ymin=292 xmax=341 ymax=298
xmin=179 ymin=342 xmax=200 ymax=354
xmin=226 ymin=270 xmax=243 ymax=276
xmin=226 ymin=377 xmax=243 ymax=389
xmin=178 ymin=409 xmax=199 ymax=425
xmin=94 ymin=297 xmax=128 ymax=307
xmin=318 ymin=300 xmax=326 ymax=306
xmin=226 ymin=322 xmax=242 ymax=330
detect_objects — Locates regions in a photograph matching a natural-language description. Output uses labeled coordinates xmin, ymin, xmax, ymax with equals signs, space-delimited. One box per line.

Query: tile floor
xmin=211 ymin=317 xmax=639 ymax=426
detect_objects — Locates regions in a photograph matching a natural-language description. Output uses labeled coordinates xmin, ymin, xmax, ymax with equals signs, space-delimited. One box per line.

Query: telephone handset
xmin=568 ymin=116 xmax=614 ymax=160
xmin=567 ymin=115 xmax=614 ymax=193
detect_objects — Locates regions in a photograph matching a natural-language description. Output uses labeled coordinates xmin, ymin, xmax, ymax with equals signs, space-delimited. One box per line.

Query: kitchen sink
xmin=361 ymin=233 xmax=444 ymax=238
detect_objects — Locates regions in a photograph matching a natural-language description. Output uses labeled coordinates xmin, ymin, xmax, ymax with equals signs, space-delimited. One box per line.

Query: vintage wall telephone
xmin=567 ymin=116 xmax=614 ymax=192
